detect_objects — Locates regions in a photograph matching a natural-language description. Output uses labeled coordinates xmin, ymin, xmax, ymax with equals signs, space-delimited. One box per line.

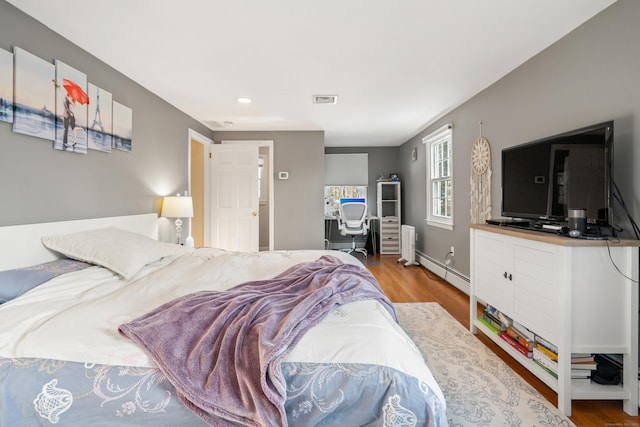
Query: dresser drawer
xmin=380 ymin=218 xmax=399 ymax=232
xmin=380 ymin=242 xmax=400 ymax=253
xmin=379 ymin=217 xmax=399 ymax=225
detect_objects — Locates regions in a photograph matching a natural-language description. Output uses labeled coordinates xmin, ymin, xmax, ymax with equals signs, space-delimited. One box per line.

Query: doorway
xmin=221 ymin=140 xmax=274 ymax=251
xmin=188 ymin=132 xmax=274 ymax=251
xmin=188 ymin=129 xmax=212 ymax=247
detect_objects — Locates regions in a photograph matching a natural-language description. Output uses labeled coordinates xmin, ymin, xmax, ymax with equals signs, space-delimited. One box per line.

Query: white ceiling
xmin=8 ymin=0 xmax=616 ymax=147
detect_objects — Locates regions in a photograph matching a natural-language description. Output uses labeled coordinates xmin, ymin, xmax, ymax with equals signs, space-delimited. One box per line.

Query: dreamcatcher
xmin=470 ymin=122 xmax=492 ymax=224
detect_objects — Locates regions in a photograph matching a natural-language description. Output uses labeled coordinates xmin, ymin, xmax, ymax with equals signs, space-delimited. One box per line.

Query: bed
xmin=0 ymin=214 xmax=447 ymax=426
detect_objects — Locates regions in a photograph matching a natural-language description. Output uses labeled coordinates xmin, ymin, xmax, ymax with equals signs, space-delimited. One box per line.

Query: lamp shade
xmin=161 ymin=195 xmax=194 ymax=218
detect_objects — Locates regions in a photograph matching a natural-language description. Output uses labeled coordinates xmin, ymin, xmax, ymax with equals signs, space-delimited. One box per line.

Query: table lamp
xmin=161 ymin=193 xmax=194 ymax=246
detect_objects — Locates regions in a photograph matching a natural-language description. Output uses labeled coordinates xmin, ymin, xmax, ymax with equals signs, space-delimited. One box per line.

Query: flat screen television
xmin=501 ymin=121 xmax=613 ymax=228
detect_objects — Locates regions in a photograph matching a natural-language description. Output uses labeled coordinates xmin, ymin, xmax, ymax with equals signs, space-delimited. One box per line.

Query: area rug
xmin=394 ymin=302 xmax=575 ymax=427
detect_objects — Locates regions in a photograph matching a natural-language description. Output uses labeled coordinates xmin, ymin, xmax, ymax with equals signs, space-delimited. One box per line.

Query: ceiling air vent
xmin=313 ymin=95 xmax=338 ymax=105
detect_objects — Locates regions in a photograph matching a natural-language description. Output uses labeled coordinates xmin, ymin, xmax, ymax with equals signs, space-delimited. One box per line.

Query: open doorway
xmin=189 ymin=133 xmax=274 ymax=251
xmin=188 ymin=129 xmax=213 ymax=247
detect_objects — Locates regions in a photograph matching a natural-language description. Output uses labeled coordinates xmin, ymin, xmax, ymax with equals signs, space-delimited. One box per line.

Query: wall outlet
xmin=450 ymin=246 xmax=455 ymax=256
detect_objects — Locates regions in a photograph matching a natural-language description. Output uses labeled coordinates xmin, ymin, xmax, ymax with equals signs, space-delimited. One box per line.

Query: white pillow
xmin=42 ymin=227 xmax=188 ymax=279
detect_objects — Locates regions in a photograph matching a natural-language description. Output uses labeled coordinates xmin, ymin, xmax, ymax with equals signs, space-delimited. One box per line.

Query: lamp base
xmin=174 ymin=218 xmax=183 ymax=245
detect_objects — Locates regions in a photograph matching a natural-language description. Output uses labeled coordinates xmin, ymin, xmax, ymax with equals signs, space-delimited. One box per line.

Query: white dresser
xmin=470 ymin=224 xmax=639 ymax=416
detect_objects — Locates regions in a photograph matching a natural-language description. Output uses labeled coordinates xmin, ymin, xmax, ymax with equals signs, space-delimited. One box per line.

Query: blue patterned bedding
xmin=0 ymin=358 xmax=446 ymax=426
xmin=0 ymin=357 xmax=204 ymax=426
xmin=284 ymin=362 xmax=446 ymax=426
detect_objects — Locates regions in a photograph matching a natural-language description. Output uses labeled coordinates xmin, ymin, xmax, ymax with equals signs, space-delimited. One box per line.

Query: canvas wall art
xmin=12 ymin=47 xmax=56 ymax=141
xmin=54 ymin=60 xmax=88 ymax=154
xmin=87 ymin=83 xmax=113 ymax=152
xmin=112 ymin=101 xmax=132 ymax=152
xmin=0 ymin=48 xmax=13 ymax=123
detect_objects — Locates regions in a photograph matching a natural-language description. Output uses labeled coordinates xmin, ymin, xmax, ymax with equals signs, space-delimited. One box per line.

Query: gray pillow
xmin=0 ymin=259 xmax=92 ymax=304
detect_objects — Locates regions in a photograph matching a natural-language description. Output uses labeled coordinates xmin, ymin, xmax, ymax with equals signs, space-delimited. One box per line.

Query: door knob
xmin=252 ymin=211 xmax=258 ymax=216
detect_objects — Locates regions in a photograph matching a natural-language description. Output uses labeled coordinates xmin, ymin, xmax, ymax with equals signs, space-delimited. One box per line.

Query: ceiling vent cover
xmin=313 ymin=95 xmax=338 ymax=104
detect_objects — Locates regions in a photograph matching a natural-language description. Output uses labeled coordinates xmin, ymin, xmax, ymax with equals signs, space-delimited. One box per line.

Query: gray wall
xmin=211 ymin=130 xmax=326 ymax=250
xmin=399 ymin=0 xmax=640 ymax=280
xmin=0 ymin=1 xmax=324 ymax=251
xmin=0 ymin=1 xmax=211 ymax=229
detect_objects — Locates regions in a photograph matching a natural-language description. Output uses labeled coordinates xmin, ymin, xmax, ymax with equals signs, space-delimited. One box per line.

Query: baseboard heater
xmin=398 ymin=225 xmax=419 ymax=267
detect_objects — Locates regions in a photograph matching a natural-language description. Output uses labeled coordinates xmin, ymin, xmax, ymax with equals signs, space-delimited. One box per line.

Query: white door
xmin=210 ymin=144 xmax=259 ymax=251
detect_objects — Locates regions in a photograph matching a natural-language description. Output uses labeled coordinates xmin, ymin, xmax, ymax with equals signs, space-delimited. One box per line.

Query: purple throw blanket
xmin=119 ymin=255 xmax=395 ymax=426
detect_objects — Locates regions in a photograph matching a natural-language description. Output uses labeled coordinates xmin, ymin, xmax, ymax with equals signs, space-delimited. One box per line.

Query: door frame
xmin=188 ymin=129 xmax=213 ymax=247
xmin=221 ymin=140 xmax=274 ymax=251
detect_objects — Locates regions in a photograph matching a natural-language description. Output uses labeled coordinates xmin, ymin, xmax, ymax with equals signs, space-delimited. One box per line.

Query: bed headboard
xmin=0 ymin=213 xmax=159 ymax=271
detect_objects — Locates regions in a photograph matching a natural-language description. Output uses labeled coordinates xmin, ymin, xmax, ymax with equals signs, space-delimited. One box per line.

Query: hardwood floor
xmin=362 ymin=254 xmax=639 ymax=427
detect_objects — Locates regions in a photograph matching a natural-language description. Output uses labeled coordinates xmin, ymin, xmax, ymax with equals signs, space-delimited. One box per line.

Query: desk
xmin=324 ymin=216 xmax=378 ymax=254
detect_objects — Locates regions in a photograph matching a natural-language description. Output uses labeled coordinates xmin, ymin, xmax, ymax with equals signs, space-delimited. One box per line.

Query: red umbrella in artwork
xmin=62 ymin=78 xmax=89 ymax=105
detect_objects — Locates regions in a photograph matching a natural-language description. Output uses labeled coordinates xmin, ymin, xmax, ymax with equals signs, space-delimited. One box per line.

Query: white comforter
xmin=0 ymin=248 xmax=444 ymax=406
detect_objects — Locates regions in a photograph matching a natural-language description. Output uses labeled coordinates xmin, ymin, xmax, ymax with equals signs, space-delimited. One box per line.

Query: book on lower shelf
xmin=571 ymin=353 xmax=597 ymax=371
xmin=533 ymin=347 xmax=558 ymax=377
xmin=535 ymin=343 xmax=558 ymax=362
xmin=506 ymin=326 xmax=535 ymax=350
xmin=500 ymin=331 xmax=533 ymax=357
xmin=512 ymin=320 xmax=535 ymax=342
xmin=535 ymin=334 xmax=558 ymax=354
xmin=533 ymin=359 xmax=558 ymax=379
xmin=483 ymin=306 xmax=507 ymax=332
xmin=571 ymin=370 xmax=593 ymax=379
xmin=477 ymin=316 xmax=501 ymax=335
xmin=571 ymin=362 xmax=597 ymax=370
xmin=571 ymin=353 xmax=594 ymax=363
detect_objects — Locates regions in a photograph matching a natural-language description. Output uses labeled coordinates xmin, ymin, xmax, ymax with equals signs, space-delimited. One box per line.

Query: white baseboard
xmin=416 ymin=250 xmax=470 ymax=295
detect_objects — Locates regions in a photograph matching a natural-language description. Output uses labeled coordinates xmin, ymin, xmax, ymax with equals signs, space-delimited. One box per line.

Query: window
xmin=258 ymin=156 xmax=267 ymax=204
xmin=324 ymin=186 xmax=367 ymax=218
xmin=423 ymin=124 xmax=453 ymax=229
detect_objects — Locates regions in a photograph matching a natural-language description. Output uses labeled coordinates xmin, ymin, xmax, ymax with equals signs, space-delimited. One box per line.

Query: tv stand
xmin=485 ymin=218 xmax=530 ymax=227
xmin=470 ymin=224 xmax=639 ymax=416
xmin=486 ymin=219 xmax=614 ymax=239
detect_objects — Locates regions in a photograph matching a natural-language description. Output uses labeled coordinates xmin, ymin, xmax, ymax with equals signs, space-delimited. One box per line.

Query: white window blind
xmin=324 ymin=153 xmax=368 ymax=185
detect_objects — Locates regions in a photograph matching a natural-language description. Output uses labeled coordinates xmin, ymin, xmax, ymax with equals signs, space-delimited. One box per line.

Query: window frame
xmin=423 ymin=124 xmax=454 ymax=230
xmin=258 ymin=155 xmax=267 ymax=205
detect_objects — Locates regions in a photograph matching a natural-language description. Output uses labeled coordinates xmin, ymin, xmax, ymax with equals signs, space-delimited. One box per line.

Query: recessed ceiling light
xmin=223 ymin=121 xmax=234 ymax=127
xmin=237 ymin=97 xmax=252 ymax=104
